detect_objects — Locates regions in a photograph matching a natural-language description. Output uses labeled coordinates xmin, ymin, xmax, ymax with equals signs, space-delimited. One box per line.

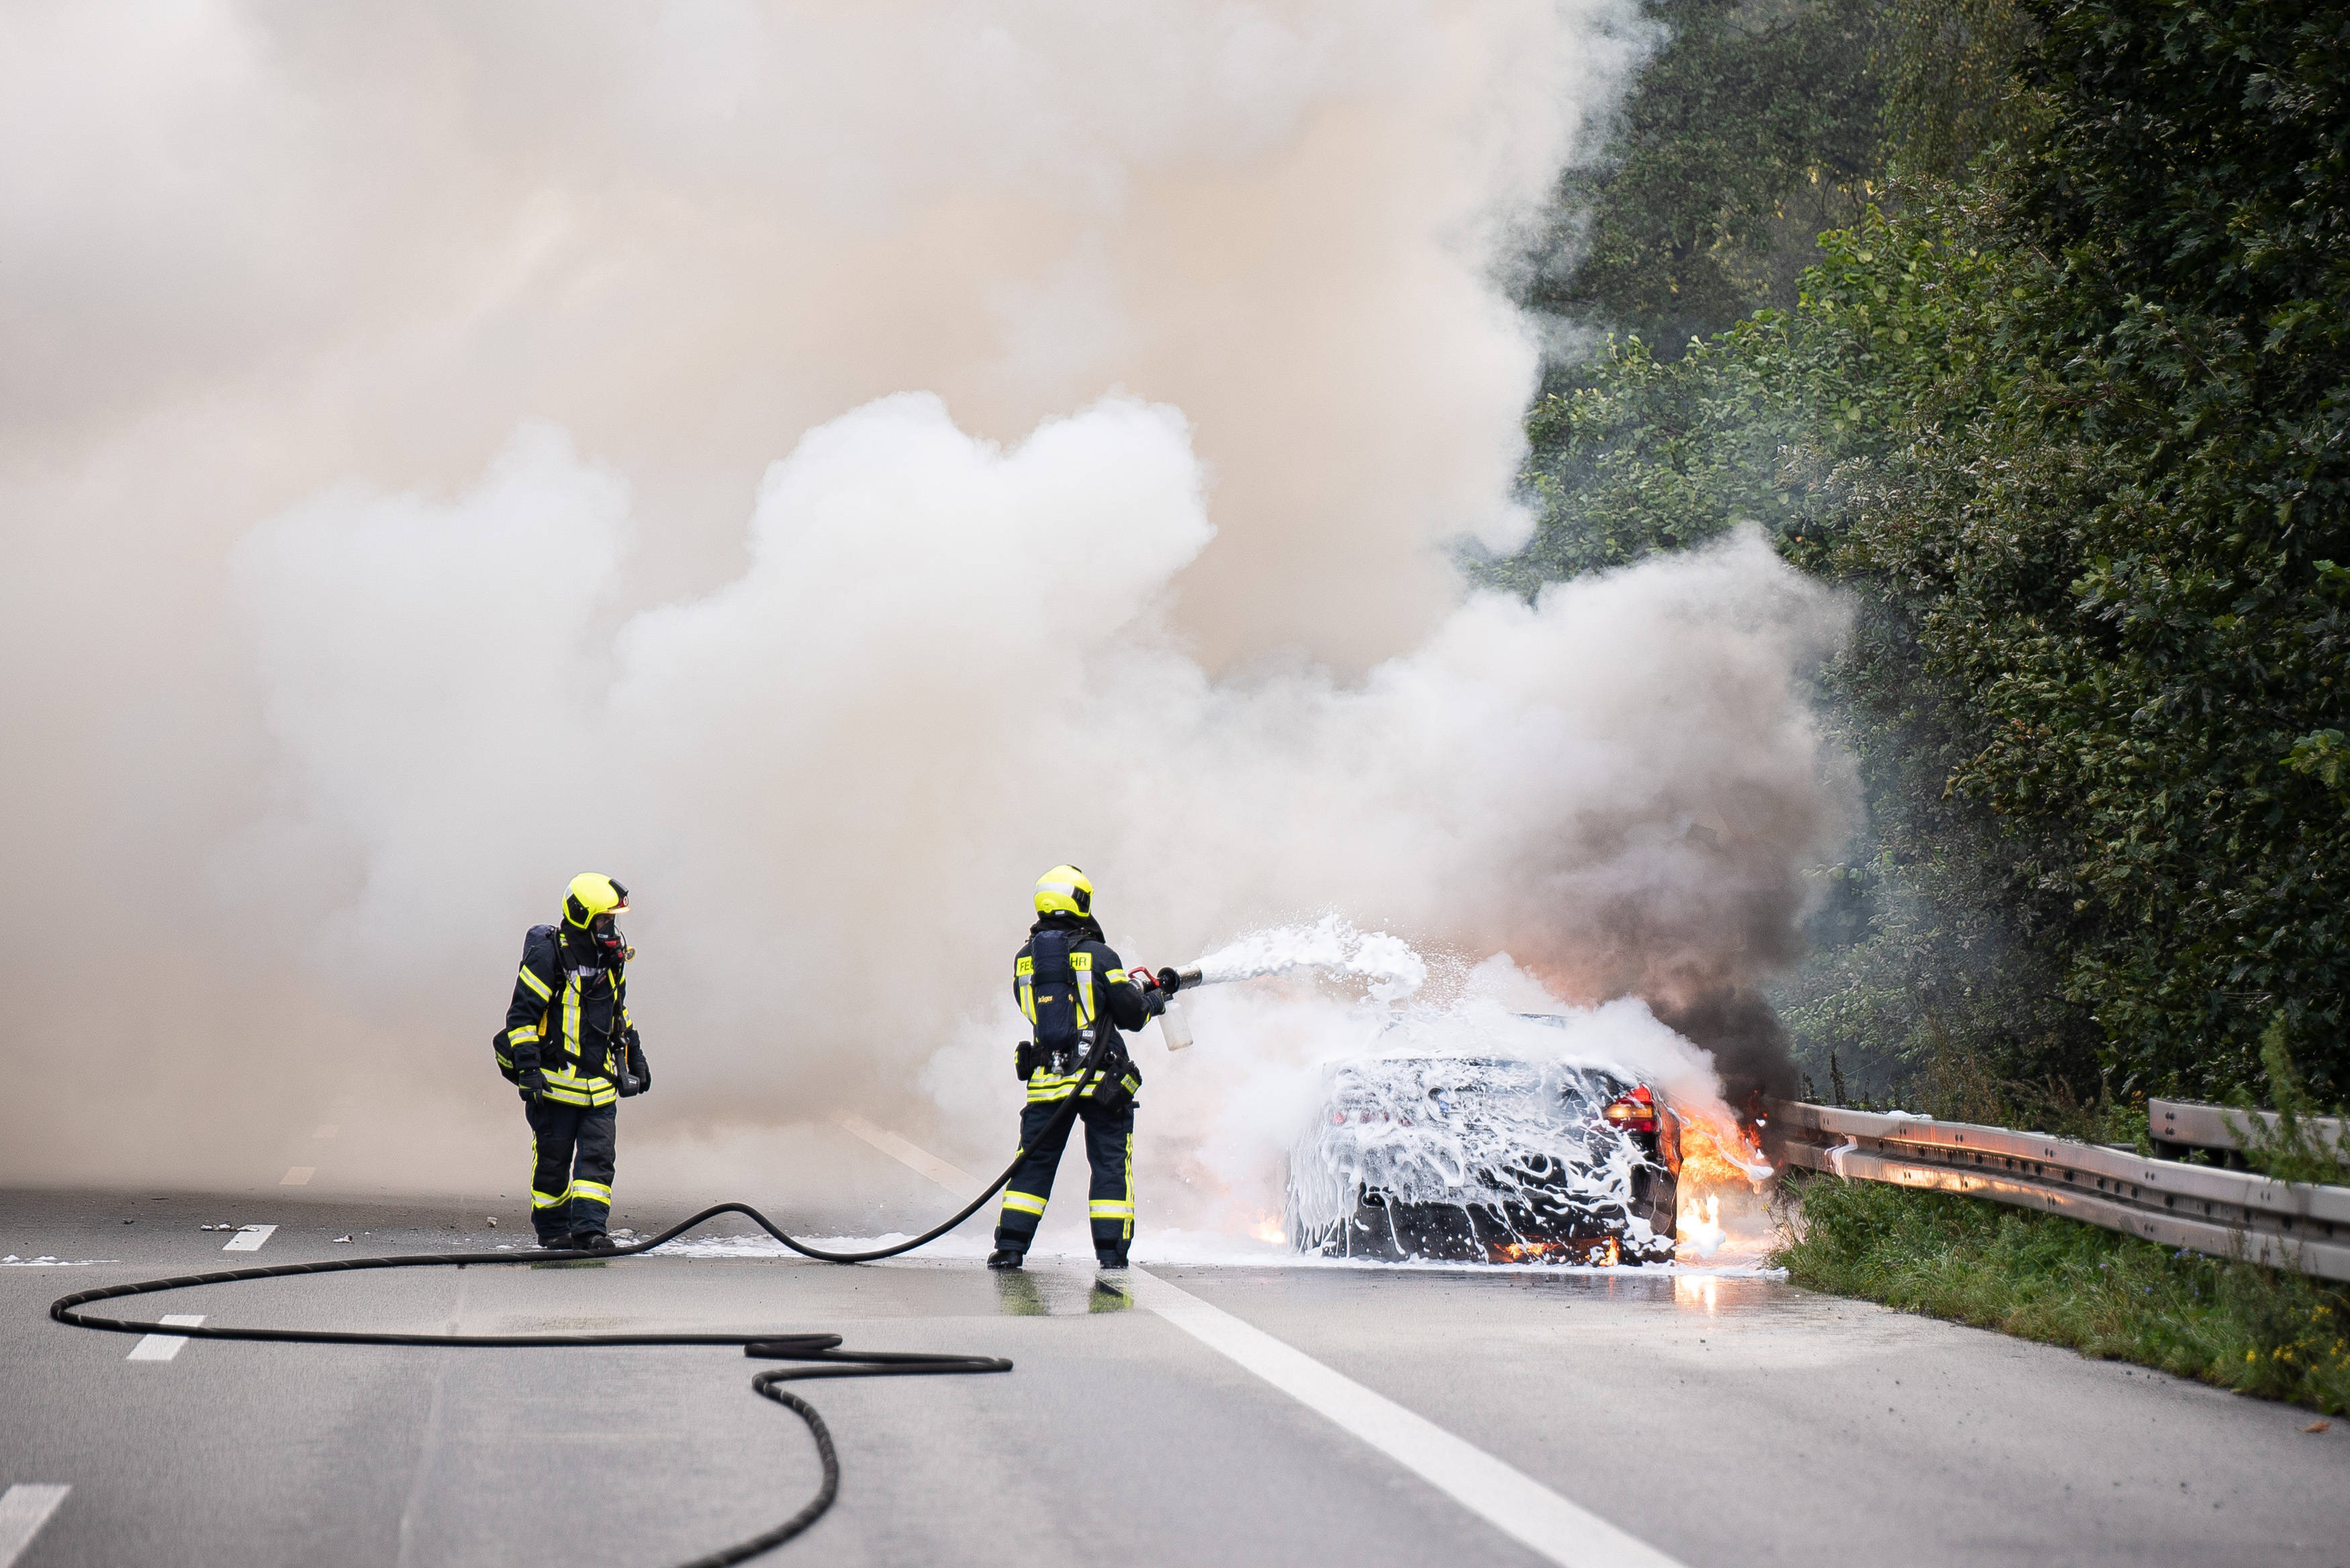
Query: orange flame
xmin=1494 ymin=1236 xmax=1619 ymax=1266
xmin=1673 ymin=1109 xmax=1772 ymax=1189
xmin=1673 ymin=1107 xmax=1772 ymax=1262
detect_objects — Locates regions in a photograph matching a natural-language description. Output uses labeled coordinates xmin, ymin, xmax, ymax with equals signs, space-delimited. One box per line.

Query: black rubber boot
xmin=1096 ymin=1248 xmax=1129 ymax=1269
xmin=985 ymin=1248 xmax=1025 ymax=1270
xmin=537 ymin=1234 xmax=578 ymax=1251
xmin=573 ymin=1232 xmax=619 ymax=1253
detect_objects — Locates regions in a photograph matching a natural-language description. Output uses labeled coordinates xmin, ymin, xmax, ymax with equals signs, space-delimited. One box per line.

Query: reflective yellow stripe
xmin=562 ymin=975 xmax=580 ymax=1057
xmin=1070 ymin=950 xmax=1094 ymax=1025
xmin=1088 ymin=1200 xmax=1134 ymax=1219
xmin=531 ymin=1189 xmax=568 ymax=1209
xmin=508 ymin=1024 xmax=540 ymax=1047
xmin=1027 ymin=1067 xmax=1086 ymax=1102
xmin=518 ymin=966 xmax=553 ymax=1001
xmin=1076 ymin=1072 xmax=1142 ymax=1100
xmin=540 ymin=1060 xmax=614 ymax=1106
xmin=1000 ymin=1191 xmax=1047 ymax=1216
xmin=571 ymin=1181 xmax=612 ymax=1204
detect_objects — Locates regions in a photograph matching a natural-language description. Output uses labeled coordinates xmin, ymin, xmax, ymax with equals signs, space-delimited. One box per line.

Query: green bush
xmin=1776 ymin=1174 xmax=2350 ymax=1413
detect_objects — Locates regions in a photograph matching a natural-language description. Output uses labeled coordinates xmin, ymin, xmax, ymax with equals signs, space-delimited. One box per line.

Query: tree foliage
xmin=1527 ymin=0 xmax=1893 ymax=354
xmin=1505 ymin=0 xmax=2350 ymax=1102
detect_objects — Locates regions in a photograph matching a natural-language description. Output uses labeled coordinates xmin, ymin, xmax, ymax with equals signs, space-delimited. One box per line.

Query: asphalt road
xmin=3 ymin=1177 xmax=2345 ymax=1568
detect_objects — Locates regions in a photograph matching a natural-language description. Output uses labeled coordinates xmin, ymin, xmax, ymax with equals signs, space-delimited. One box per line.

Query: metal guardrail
xmin=2147 ymin=1097 xmax=2345 ymax=1161
xmin=1772 ymin=1101 xmax=2350 ymax=1283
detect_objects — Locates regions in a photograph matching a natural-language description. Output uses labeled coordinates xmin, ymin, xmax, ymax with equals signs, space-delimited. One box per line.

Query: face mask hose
xmin=45 ymin=1034 xmax=1121 ymax=1566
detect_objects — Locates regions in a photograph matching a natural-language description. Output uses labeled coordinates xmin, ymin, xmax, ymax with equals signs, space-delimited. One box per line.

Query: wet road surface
xmin=2 ymin=1183 xmax=2344 ymax=1568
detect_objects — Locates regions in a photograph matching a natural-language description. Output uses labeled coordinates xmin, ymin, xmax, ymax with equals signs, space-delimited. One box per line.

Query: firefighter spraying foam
xmin=988 ymin=866 xmax=1180 ymax=1271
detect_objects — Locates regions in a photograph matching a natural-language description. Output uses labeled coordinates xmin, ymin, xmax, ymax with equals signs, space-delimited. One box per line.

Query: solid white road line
xmin=280 ymin=1167 xmax=314 ymax=1185
xmin=849 ymin=1114 xmax=1684 ymax=1568
xmin=1127 ymin=1271 xmax=1689 ymax=1568
xmin=126 ymin=1314 xmax=205 ymax=1362
xmin=0 ymin=1485 xmax=71 ymax=1568
xmin=222 ymin=1224 xmax=277 ymax=1253
xmin=829 ymin=1111 xmax=984 ymax=1199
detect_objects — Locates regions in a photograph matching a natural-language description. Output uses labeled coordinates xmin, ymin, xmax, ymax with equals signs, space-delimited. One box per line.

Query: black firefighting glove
xmin=1135 ymin=975 xmax=1168 ymax=1018
xmin=620 ymin=1031 xmax=650 ymax=1097
xmin=516 ymin=1067 xmax=549 ymax=1103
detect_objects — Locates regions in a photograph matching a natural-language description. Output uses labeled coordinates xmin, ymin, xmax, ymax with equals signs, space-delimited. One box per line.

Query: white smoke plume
xmin=0 ymin=4 xmax=1855 ymax=1219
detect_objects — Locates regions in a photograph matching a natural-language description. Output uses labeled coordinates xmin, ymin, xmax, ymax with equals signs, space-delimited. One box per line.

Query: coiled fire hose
xmin=47 ymin=1033 xmax=1126 ymax=1567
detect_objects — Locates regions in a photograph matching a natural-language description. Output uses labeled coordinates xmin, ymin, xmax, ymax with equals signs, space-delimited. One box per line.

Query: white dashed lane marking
xmin=222 ymin=1224 xmax=276 ymax=1253
xmin=126 ymin=1314 xmax=205 ymax=1361
xmin=0 ymin=1485 xmax=72 ymax=1568
xmin=829 ymin=1110 xmax=983 ymax=1199
xmin=279 ymin=1167 xmax=314 ymax=1186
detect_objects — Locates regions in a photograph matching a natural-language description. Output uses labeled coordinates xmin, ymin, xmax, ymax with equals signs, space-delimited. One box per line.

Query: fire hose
xmin=44 ymin=1015 xmax=1167 ymax=1567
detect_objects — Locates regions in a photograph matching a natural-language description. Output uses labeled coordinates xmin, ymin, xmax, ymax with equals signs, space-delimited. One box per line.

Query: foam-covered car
xmin=1282 ymin=1027 xmax=1680 ymax=1265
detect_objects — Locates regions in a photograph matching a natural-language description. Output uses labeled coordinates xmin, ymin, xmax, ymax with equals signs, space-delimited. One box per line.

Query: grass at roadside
xmin=1773 ymin=1174 xmax=2350 ymax=1416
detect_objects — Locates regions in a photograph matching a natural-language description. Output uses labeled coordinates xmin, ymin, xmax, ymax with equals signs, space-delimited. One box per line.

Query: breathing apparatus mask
xmin=563 ymin=873 xmax=634 ymax=968
xmin=588 ymin=912 xmax=633 ymax=969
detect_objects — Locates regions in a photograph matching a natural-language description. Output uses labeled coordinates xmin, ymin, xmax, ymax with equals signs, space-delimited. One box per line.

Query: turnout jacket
xmin=501 ymin=924 xmax=637 ymax=1108
xmin=1014 ymin=913 xmax=1155 ymax=1105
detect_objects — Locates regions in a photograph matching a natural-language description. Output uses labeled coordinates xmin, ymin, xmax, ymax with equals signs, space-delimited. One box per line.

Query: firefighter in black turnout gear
xmin=496 ymin=873 xmax=651 ymax=1252
xmin=988 ymin=866 xmax=1168 ymax=1271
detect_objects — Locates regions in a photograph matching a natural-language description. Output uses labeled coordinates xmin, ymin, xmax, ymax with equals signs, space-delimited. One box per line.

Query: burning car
xmin=1282 ymin=1032 xmax=1683 ymax=1265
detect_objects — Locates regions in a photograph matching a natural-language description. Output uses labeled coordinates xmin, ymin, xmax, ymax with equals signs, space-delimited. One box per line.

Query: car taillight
xmin=1603 ymin=1087 xmax=1658 ymax=1134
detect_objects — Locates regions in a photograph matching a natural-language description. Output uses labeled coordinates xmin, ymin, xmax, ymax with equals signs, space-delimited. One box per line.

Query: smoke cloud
xmin=0 ymin=3 xmax=1852 ymax=1212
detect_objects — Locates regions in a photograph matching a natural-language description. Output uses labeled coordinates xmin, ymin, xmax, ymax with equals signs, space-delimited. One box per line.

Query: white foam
xmin=636 ymin=1226 xmax=1782 ymax=1279
xmin=1193 ymin=916 xmax=1429 ymax=1003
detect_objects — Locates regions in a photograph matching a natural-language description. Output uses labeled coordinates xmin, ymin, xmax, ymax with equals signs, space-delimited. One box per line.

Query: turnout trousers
xmin=994 ymin=1095 xmax=1135 ymax=1258
xmin=526 ymin=1098 xmax=617 ymax=1242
